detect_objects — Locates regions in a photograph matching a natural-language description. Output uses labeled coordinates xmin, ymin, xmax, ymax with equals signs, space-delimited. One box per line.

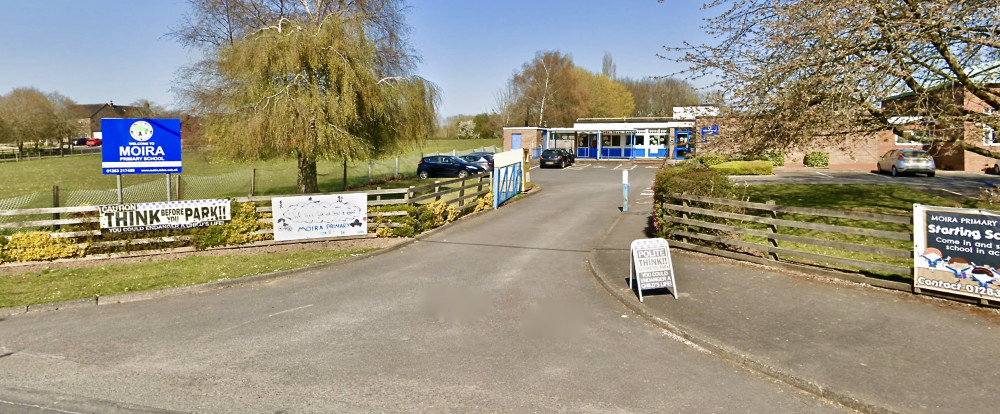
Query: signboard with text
xmin=272 ymin=193 xmax=368 ymax=241
xmin=98 ymin=199 xmax=230 ymax=233
xmin=629 ymin=238 xmax=678 ymax=302
xmin=101 ymin=118 xmax=182 ymax=174
xmin=914 ymin=204 xmax=1000 ymax=301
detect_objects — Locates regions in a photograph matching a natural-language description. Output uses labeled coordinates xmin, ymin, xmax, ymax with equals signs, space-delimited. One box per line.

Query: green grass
xmin=0 ymin=248 xmax=376 ymax=308
xmin=0 ymin=138 xmax=501 ymax=207
xmin=699 ymin=184 xmax=969 ymax=280
xmin=742 ymin=184 xmax=964 ymax=213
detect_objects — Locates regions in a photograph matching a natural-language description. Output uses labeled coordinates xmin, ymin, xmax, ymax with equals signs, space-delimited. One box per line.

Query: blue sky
xmin=0 ymin=1 xmax=712 ymax=117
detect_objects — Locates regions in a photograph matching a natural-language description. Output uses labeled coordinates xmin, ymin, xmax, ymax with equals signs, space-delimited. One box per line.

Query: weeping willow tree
xmin=201 ymin=14 xmax=437 ymax=193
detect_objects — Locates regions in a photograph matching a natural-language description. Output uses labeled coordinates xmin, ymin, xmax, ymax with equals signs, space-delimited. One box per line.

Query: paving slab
xmin=591 ymin=211 xmax=1000 ymax=414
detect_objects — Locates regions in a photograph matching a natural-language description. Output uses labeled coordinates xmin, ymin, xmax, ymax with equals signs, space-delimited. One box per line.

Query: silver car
xmin=460 ymin=153 xmax=494 ymax=172
xmin=877 ymin=149 xmax=936 ymax=177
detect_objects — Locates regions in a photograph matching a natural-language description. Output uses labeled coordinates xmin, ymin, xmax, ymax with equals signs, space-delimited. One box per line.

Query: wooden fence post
xmin=250 ymin=168 xmax=256 ymax=197
xmin=680 ymin=192 xmax=689 ymax=244
xmin=434 ymin=181 xmax=442 ymax=202
xmin=376 ymin=186 xmax=381 ymax=202
xmin=407 ymin=186 xmax=415 ymax=206
xmin=766 ymin=200 xmax=779 ymax=261
xmin=458 ymin=177 xmax=466 ymax=207
xmin=51 ymin=185 xmax=60 ymax=232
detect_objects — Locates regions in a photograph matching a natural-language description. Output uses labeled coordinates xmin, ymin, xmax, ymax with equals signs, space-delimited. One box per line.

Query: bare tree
xmin=663 ymin=0 xmax=1000 ymax=156
xmin=602 ymin=52 xmax=617 ymax=79
xmin=509 ymin=50 xmax=582 ymax=127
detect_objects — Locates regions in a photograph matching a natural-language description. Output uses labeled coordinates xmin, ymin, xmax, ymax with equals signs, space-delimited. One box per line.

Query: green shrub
xmin=804 ymin=151 xmax=830 ymax=168
xmin=1 ymin=231 xmax=88 ymax=262
xmin=709 ymin=160 xmax=773 ymax=176
xmin=192 ymin=201 xmax=267 ymax=249
xmin=652 ymin=165 xmax=738 ymax=239
xmin=762 ymin=151 xmax=785 ymax=167
xmin=696 ymin=153 xmax=728 ymax=167
xmin=653 ymin=164 xmax=735 ymax=205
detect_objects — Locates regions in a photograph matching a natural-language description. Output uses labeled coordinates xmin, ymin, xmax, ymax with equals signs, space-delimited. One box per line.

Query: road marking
xmin=269 ymin=304 xmax=313 ymax=318
xmin=0 ymin=399 xmax=82 ymax=414
xmin=646 ymin=166 xmax=658 ymax=169
xmin=941 ymin=188 xmax=973 ymax=199
xmin=815 ymin=172 xmax=832 ymax=178
xmin=612 ymin=164 xmax=623 ymax=170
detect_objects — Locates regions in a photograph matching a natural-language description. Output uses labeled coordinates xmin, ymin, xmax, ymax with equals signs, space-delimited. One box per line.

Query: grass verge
xmin=708 ymin=184 xmax=969 ymax=281
xmin=0 ymin=248 xmax=375 ymax=308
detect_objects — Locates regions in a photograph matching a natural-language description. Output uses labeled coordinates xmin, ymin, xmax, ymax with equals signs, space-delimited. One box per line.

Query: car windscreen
xmin=541 ymin=150 xmax=559 ymax=156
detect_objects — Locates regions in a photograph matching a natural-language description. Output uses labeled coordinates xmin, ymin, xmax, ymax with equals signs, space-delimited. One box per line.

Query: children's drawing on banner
xmin=272 ymin=194 xmax=368 ymax=241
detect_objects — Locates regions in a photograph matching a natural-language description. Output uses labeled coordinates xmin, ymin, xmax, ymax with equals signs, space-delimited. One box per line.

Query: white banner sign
xmin=272 ymin=193 xmax=368 ymax=241
xmin=98 ymin=199 xmax=231 ymax=233
xmin=629 ymin=238 xmax=678 ymax=302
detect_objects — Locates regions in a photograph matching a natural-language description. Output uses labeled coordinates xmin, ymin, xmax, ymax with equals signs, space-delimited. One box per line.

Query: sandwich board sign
xmin=629 ymin=238 xmax=678 ymax=302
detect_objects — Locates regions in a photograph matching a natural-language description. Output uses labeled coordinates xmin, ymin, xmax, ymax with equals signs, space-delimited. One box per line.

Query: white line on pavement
xmin=815 ymin=172 xmax=831 ymax=177
xmin=612 ymin=164 xmax=623 ymax=170
xmin=941 ymin=188 xmax=973 ymax=198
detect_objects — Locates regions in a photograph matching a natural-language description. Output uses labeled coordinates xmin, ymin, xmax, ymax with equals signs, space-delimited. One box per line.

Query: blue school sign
xmin=101 ymin=118 xmax=182 ymax=174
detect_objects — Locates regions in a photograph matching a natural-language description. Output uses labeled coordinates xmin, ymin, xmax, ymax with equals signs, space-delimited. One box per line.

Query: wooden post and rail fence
xmin=659 ymin=192 xmax=917 ymax=293
xmin=0 ymin=174 xmax=491 ymax=257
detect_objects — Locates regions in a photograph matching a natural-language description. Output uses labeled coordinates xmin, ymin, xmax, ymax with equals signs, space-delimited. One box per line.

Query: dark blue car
xmin=417 ymin=155 xmax=486 ymax=179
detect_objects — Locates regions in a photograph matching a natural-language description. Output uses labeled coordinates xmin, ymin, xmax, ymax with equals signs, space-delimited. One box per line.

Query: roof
xmin=70 ymin=103 xmax=149 ymax=119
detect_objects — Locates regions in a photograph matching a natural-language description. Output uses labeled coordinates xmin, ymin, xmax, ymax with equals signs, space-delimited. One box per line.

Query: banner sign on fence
xmin=629 ymin=238 xmax=678 ymax=302
xmin=99 ymin=199 xmax=230 ymax=233
xmin=272 ymin=193 xmax=368 ymax=241
xmin=492 ymin=149 xmax=524 ymax=209
xmin=914 ymin=204 xmax=1000 ymax=301
xmin=101 ymin=118 xmax=182 ymax=175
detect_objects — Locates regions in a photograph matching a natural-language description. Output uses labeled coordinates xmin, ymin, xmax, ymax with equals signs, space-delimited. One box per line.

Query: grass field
xmin=0 ymin=248 xmax=376 ymax=308
xmin=0 ymin=138 xmax=501 ymax=209
xmin=734 ymin=184 xmax=969 ymax=280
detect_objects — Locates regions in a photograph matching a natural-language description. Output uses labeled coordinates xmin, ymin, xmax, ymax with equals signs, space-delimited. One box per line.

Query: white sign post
xmin=629 ymin=238 xmax=678 ymax=302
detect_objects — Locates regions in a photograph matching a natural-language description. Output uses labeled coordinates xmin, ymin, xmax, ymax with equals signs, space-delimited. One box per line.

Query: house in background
xmin=71 ymin=101 xmax=154 ymax=139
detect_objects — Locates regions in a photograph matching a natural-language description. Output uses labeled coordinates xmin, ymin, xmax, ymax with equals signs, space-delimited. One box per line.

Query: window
xmin=635 ymin=135 xmax=645 ymax=145
xmin=611 ymin=135 xmax=621 ymax=147
xmin=895 ymin=130 xmax=930 ymax=145
xmin=986 ymin=125 xmax=998 ymax=146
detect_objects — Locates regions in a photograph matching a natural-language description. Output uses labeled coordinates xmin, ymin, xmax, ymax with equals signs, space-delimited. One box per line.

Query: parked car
xmin=85 ymin=138 xmax=102 ymax=146
xmin=556 ymin=148 xmax=575 ymax=165
xmin=876 ymin=149 xmax=935 ymax=177
xmin=460 ymin=152 xmax=494 ymax=172
xmin=539 ymin=149 xmax=570 ymax=168
xmin=417 ymin=155 xmax=486 ymax=179
xmin=72 ymin=138 xmax=89 ymax=146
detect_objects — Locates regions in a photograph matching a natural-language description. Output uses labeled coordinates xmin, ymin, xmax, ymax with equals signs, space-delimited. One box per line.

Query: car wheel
xmin=927 ymin=171 xmax=935 ymax=177
xmin=876 ymin=164 xmax=882 ymax=174
xmin=458 ymin=170 xmax=468 ymax=179
xmin=993 ymin=164 xmax=1000 ymax=174
xmin=418 ymin=170 xmax=429 ymax=179
xmin=891 ymin=166 xmax=899 ymax=177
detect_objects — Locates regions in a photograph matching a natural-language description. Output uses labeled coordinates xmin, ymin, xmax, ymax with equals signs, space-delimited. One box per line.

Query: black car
xmin=539 ymin=149 xmax=570 ymax=168
xmin=556 ymin=148 xmax=575 ymax=165
xmin=417 ymin=155 xmax=486 ymax=179
xmin=72 ymin=138 xmax=89 ymax=146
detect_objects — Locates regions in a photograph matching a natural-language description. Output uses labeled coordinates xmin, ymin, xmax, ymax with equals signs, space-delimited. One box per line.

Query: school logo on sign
xmin=129 ymin=120 xmax=154 ymax=141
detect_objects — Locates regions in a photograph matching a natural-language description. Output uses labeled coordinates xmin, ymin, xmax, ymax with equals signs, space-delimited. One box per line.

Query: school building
xmin=502 ymin=106 xmax=721 ymax=161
